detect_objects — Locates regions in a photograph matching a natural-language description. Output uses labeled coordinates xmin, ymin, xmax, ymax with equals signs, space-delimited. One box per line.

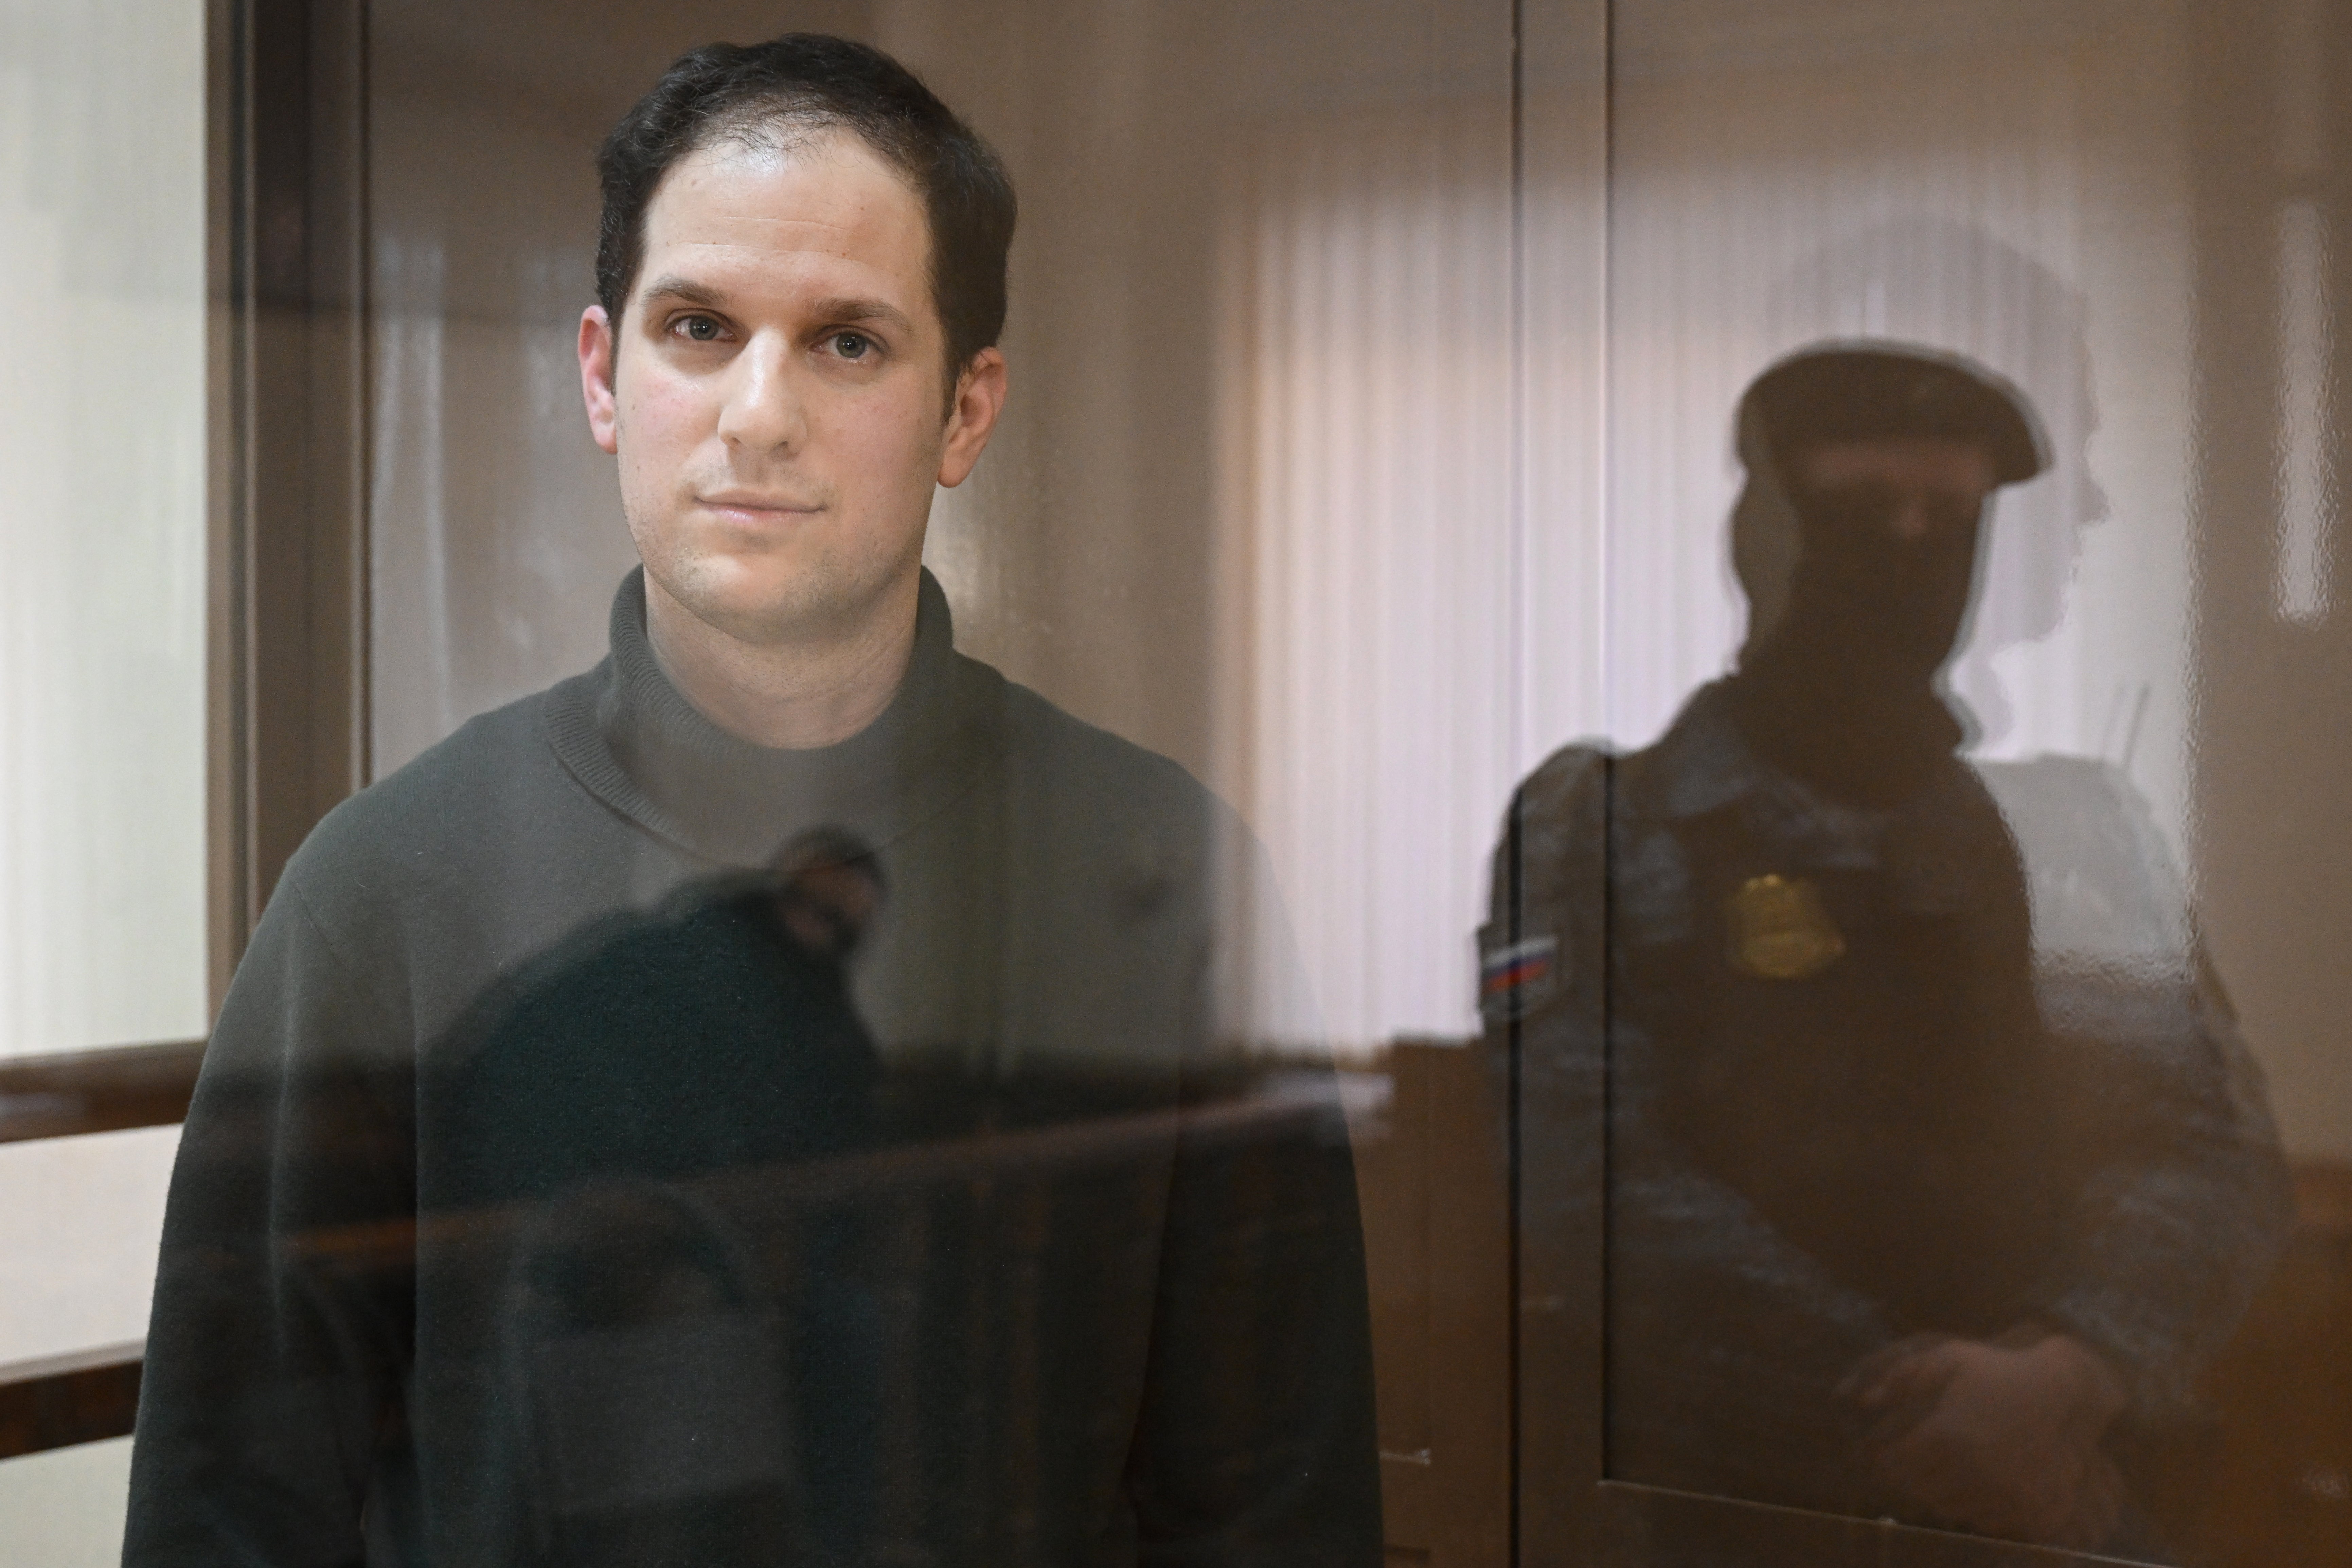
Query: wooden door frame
xmin=210 ymin=0 xmax=373 ymax=1011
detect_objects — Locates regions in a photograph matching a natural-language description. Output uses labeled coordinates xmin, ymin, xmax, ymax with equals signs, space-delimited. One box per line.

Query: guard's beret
xmin=1744 ymin=342 xmax=2049 ymax=487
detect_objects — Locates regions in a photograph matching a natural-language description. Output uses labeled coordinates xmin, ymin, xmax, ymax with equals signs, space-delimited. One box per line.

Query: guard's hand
xmin=1840 ymin=1328 xmax=2128 ymax=1548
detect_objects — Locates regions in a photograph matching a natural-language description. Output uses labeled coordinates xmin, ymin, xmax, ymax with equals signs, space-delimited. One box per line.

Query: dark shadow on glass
xmin=1487 ymin=342 xmax=2293 ymax=1559
xmin=1766 ymin=218 xmax=2112 ymax=752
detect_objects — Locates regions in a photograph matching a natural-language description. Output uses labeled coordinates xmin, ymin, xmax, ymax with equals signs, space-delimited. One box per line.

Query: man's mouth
xmin=696 ymin=492 xmax=824 ymax=521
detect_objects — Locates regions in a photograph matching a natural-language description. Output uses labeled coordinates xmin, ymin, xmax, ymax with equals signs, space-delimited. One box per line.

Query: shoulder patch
xmin=1478 ymin=925 xmax=1561 ymax=1023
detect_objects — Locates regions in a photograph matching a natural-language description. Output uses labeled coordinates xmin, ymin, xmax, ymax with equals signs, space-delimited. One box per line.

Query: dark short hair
xmin=595 ymin=34 xmax=1016 ymax=386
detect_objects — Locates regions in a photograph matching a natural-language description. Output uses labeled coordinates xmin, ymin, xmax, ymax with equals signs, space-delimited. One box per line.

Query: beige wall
xmin=2181 ymin=0 xmax=2352 ymax=1163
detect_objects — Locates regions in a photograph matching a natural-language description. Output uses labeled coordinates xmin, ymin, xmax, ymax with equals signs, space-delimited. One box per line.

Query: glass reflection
xmin=1492 ymin=342 xmax=2293 ymax=1554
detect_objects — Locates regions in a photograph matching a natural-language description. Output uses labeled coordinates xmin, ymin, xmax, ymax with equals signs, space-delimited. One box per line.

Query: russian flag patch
xmin=1478 ymin=931 xmax=1560 ymax=1022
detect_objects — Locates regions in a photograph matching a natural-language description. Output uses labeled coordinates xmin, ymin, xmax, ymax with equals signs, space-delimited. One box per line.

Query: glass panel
xmin=0 ymin=0 xmax=208 ymax=1058
xmin=1564 ymin=1 xmax=2350 ymax=1560
xmin=132 ymin=7 xmax=1516 ymax=1566
xmin=98 ymin=2 xmax=2352 ymax=1565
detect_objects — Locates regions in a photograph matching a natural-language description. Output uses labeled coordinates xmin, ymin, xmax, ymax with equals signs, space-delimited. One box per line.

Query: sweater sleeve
xmin=122 ymin=873 xmax=419 ymax=1568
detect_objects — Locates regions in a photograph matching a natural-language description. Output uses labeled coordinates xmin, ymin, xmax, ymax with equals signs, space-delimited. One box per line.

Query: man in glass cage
xmin=128 ymin=34 xmax=1378 ymax=1568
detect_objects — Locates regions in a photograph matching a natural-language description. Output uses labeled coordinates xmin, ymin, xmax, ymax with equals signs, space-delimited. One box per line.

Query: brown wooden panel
xmin=1422 ymin=1041 xmax=1512 ymax=1564
xmin=0 ymin=1042 xmax=206 ymax=1145
xmin=210 ymin=0 xmax=372 ymax=1010
xmin=0 ymin=1345 xmax=144 ymax=1462
xmin=2151 ymin=1163 xmax=2352 ymax=1567
xmin=1356 ymin=1041 xmax=1512 ymax=1568
xmin=1597 ymin=1481 xmax=2126 ymax=1568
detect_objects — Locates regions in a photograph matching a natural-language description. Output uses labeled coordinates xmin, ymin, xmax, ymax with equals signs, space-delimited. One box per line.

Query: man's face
xmin=1784 ymin=435 xmax=1998 ymax=677
xmin=578 ymin=130 xmax=1002 ymax=648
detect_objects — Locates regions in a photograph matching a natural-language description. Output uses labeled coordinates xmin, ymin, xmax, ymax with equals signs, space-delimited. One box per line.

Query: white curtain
xmin=1211 ymin=107 xmax=1526 ymax=1053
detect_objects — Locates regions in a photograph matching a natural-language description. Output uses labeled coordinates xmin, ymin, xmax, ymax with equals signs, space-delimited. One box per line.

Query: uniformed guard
xmin=1484 ymin=342 xmax=2292 ymax=1554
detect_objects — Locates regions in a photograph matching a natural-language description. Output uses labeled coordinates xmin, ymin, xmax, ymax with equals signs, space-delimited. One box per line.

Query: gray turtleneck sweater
xmin=124 ymin=569 xmax=1379 ymax=1567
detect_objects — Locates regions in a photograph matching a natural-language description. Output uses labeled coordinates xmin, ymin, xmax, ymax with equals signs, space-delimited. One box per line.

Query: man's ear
xmin=937 ymin=347 xmax=1007 ymax=488
xmin=579 ymin=306 xmax=621 ymax=455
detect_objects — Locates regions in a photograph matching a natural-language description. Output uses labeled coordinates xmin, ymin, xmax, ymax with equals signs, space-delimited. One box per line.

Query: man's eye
xmin=831 ymin=331 xmax=873 ymax=360
xmin=676 ymin=315 xmax=723 ymax=342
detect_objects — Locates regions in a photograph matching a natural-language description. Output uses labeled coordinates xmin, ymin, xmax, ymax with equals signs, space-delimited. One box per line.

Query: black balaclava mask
xmin=1723 ymin=344 xmax=2048 ymax=809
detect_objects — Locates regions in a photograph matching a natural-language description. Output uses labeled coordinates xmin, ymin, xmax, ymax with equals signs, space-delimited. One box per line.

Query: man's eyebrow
xmin=637 ymin=275 xmax=730 ymax=311
xmin=807 ymin=296 xmax=917 ymax=333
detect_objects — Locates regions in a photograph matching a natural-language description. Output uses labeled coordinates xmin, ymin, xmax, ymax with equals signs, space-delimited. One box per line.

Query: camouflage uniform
xmin=1482 ymin=680 xmax=2292 ymax=1532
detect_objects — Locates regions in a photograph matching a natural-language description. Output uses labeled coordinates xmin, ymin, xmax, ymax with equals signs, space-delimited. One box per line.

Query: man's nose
xmin=716 ymin=333 xmax=807 ymax=454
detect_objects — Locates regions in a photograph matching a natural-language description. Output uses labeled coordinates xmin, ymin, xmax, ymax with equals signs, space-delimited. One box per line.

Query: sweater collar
xmin=541 ymin=566 xmax=1005 ymax=867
